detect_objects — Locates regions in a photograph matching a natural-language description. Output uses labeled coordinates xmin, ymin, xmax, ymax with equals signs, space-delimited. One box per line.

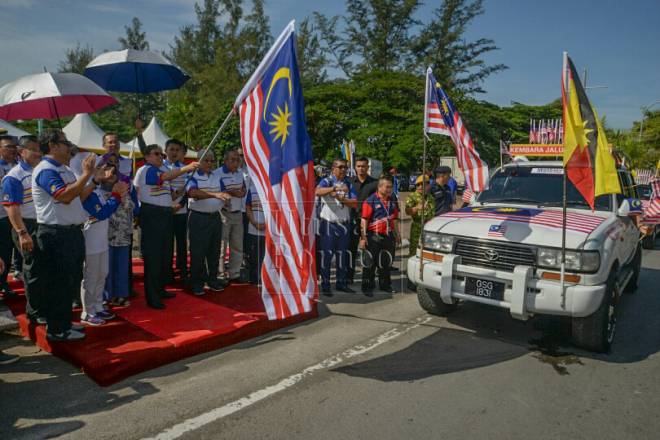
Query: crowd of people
xmin=0 ymin=124 xmax=461 ymax=366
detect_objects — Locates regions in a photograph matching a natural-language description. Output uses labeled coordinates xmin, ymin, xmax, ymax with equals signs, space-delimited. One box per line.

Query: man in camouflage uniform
xmin=405 ymin=175 xmax=434 ymax=257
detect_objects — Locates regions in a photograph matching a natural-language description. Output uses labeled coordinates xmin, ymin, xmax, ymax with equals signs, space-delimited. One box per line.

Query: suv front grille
xmin=454 ymin=239 xmax=536 ymax=272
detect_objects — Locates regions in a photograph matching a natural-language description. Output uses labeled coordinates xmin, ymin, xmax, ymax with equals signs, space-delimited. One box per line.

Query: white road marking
xmin=145 ymin=316 xmax=432 ymax=440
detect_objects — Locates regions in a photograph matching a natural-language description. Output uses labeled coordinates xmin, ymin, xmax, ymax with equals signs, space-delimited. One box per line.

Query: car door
xmin=617 ymin=171 xmax=640 ymax=264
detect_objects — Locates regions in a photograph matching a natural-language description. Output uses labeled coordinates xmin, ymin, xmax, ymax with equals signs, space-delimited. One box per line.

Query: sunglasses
xmin=151 ymin=151 xmax=163 ymax=157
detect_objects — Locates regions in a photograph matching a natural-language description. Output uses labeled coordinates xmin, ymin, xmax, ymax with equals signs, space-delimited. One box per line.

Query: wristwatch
xmin=17 ymin=228 xmax=28 ymax=236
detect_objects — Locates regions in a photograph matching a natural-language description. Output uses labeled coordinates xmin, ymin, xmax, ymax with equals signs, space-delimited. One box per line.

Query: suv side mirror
xmin=617 ymin=199 xmax=630 ymax=217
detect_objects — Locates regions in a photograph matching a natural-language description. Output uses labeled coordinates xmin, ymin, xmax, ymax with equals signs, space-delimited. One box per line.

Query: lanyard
xmin=378 ymin=195 xmax=392 ymax=233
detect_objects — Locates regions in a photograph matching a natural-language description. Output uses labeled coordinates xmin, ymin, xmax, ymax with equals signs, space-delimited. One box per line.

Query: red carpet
xmin=4 ymin=259 xmax=317 ymax=386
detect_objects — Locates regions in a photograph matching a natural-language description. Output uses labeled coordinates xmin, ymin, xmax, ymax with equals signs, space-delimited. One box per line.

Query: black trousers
xmin=361 ymin=232 xmax=395 ymax=291
xmin=140 ymin=203 xmax=174 ymax=306
xmin=35 ymin=224 xmax=84 ymax=333
xmin=0 ymin=217 xmax=13 ymax=287
xmin=12 ymin=219 xmax=41 ymax=320
xmin=173 ymin=213 xmax=188 ymax=276
xmin=247 ymin=233 xmax=265 ymax=284
xmin=188 ymin=211 xmax=222 ymax=290
xmin=346 ymin=217 xmax=360 ymax=282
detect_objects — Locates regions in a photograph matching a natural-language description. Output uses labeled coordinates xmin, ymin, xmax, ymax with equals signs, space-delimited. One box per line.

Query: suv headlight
xmin=536 ymin=247 xmax=600 ymax=273
xmin=422 ymin=232 xmax=453 ymax=253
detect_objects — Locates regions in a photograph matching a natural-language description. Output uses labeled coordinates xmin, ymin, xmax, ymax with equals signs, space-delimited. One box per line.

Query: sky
xmin=1 ymin=0 xmax=659 ymax=129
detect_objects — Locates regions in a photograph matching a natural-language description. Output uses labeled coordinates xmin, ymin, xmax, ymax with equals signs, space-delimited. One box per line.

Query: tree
xmin=57 ymin=42 xmax=95 ymax=74
xmin=410 ymin=0 xmax=507 ymax=94
xmin=315 ymin=0 xmax=422 ymax=76
xmin=296 ymin=17 xmax=328 ymax=86
xmin=119 ymin=17 xmax=150 ymax=50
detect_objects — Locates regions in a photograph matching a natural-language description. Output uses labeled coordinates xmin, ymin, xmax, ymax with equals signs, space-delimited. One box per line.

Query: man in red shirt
xmin=360 ymin=175 xmax=401 ymax=296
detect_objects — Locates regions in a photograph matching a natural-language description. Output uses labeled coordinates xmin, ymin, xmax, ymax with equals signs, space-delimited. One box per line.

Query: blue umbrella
xmin=84 ymin=49 xmax=190 ymax=93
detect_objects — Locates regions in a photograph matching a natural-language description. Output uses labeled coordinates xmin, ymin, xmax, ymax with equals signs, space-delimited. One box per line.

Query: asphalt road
xmin=1 ymin=238 xmax=660 ymax=440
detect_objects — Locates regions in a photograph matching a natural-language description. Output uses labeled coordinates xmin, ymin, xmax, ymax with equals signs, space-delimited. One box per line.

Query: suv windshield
xmin=478 ymin=166 xmax=612 ymax=211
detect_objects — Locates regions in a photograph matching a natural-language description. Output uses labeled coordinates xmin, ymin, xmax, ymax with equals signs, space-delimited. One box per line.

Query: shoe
xmin=46 ymin=329 xmax=86 ymax=342
xmin=147 ymin=302 xmax=166 ymax=310
xmin=161 ymin=291 xmax=176 ymax=299
xmin=71 ymin=323 xmax=86 ymax=332
xmin=336 ymin=286 xmax=355 ymax=294
xmin=192 ymin=287 xmax=206 ymax=296
xmin=321 ymin=287 xmax=333 ymax=297
xmin=362 ymin=289 xmax=374 ymax=297
xmin=380 ymin=286 xmax=396 ymax=294
xmin=0 ymin=351 xmax=20 ymax=365
xmin=207 ymin=281 xmax=225 ymax=292
xmin=81 ymin=315 xmax=105 ymax=326
xmin=29 ymin=316 xmax=47 ymax=325
xmin=12 ymin=270 xmax=22 ymax=281
xmin=72 ymin=300 xmax=82 ymax=309
xmin=97 ymin=310 xmax=116 ymax=320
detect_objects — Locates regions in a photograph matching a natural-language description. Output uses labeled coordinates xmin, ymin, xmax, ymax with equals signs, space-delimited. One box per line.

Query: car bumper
xmin=407 ymin=254 xmax=606 ymax=320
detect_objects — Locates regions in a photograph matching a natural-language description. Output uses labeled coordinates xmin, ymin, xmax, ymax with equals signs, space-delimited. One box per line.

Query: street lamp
xmin=638 ymin=100 xmax=660 ymax=142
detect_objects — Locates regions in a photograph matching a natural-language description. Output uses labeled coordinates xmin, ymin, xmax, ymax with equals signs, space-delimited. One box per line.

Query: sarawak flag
xmin=562 ymin=54 xmax=620 ymax=208
xmin=424 ymin=67 xmax=489 ymax=191
xmin=234 ymin=21 xmax=317 ymax=320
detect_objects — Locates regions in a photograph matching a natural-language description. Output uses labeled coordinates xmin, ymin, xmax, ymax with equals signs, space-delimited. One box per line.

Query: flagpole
xmin=198 ymin=108 xmax=235 ymax=161
xmin=560 ymin=51 xmax=569 ymax=309
xmin=420 ymin=68 xmax=432 ymax=282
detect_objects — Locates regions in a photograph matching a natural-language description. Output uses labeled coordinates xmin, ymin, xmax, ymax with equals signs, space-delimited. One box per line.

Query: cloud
xmin=2 ymin=0 xmax=36 ymax=8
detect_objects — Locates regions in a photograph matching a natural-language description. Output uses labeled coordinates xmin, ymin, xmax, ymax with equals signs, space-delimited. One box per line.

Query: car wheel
xmin=624 ymin=244 xmax=642 ymax=294
xmin=417 ymin=285 xmax=457 ymax=316
xmin=572 ymin=269 xmax=617 ymax=353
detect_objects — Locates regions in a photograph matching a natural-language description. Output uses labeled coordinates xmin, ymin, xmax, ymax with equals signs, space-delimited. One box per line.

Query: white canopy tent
xmin=63 ymin=113 xmax=135 ymax=156
xmin=130 ymin=116 xmax=197 ymax=159
xmin=0 ymin=119 xmax=30 ymax=137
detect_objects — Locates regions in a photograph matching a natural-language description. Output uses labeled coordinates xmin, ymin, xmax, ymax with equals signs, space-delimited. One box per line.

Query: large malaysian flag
xmin=424 ymin=67 xmax=489 ymax=191
xmin=234 ymin=21 xmax=317 ymax=320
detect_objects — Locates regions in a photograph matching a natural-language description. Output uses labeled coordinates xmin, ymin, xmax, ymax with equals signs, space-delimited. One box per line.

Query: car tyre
xmin=572 ymin=270 xmax=617 ymax=353
xmin=417 ymin=285 xmax=457 ymax=316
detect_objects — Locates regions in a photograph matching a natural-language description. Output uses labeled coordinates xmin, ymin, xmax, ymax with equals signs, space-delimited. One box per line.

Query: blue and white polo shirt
xmin=1 ymin=161 xmax=36 ymax=220
xmin=32 ymin=157 xmax=87 ymax=226
xmin=133 ymin=164 xmax=172 ymax=208
xmin=186 ymin=169 xmax=225 ymax=213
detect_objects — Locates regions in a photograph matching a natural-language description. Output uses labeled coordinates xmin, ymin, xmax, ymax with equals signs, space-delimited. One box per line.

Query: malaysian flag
xmin=642 ymin=178 xmax=660 ymax=225
xmin=488 ymin=224 xmax=507 ymax=237
xmin=424 ymin=68 xmax=489 ymax=191
xmin=234 ymin=21 xmax=317 ymax=320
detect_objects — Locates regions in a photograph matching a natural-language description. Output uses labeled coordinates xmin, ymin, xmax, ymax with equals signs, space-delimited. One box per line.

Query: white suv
xmin=407 ymin=161 xmax=642 ymax=352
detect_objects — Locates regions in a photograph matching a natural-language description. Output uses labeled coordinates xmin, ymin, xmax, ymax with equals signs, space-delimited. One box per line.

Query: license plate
xmin=464 ymin=277 xmax=505 ymax=301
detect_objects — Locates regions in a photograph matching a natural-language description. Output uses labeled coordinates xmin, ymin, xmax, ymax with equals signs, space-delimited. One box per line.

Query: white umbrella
xmin=0 ymin=72 xmax=117 ymax=124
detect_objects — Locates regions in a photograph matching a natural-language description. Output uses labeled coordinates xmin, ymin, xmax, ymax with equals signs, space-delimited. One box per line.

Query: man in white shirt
xmin=134 ymin=144 xmax=198 ymax=309
xmin=32 ymin=130 xmax=97 ymax=342
xmin=0 ymin=134 xmax=18 ymax=297
xmin=163 ymin=139 xmax=189 ymax=282
xmin=186 ymin=150 xmax=230 ymax=295
xmin=315 ymin=158 xmax=358 ymax=296
xmin=216 ymin=149 xmax=246 ymax=282
xmin=245 ymin=181 xmax=265 ymax=285
xmin=2 ymin=135 xmax=43 ymax=322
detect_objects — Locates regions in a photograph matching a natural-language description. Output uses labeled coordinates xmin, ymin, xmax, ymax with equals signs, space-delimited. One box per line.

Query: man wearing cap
xmin=0 ymin=134 xmax=18 ymax=298
xmin=347 ymin=157 xmax=377 ymax=284
xmin=405 ymin=174 xmax=435 ymax=257
xmin=316 ymin=158 xmax=358 ymax=295
xmin=2 ymin=135 xmax=43 ymax=322
xmin=431 ymin=166 xmax=454 ymax=216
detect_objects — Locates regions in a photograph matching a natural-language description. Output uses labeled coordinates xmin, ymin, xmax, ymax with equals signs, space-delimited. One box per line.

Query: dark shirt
xmin=431 ymin=182 xmax=453 ymax=216
xmin=349 ymin=174 xmax=378 ymax=215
